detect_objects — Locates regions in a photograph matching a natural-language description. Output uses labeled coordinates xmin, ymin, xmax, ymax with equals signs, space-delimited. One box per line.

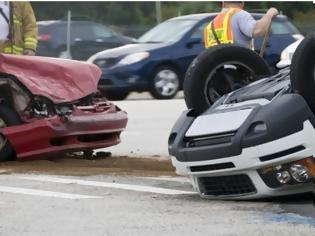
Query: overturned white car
xmin=277 ymin=38 xmax=303 ymax=69
xmin=168 ymin=34 xmax=315 ymax=199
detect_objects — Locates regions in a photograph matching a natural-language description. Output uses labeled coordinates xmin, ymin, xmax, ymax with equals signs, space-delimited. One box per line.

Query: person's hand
xmin=23 ymin=49 xmax=35 ymax=56
xmin=267 ymin=8 xmax=279 ymax=18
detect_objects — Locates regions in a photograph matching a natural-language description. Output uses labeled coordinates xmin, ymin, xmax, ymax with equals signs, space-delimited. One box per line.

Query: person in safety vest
xmin=0 ymin=1 xmax=37 ymax=55
xmin=204 ymin=1 xmax=279 ymax=49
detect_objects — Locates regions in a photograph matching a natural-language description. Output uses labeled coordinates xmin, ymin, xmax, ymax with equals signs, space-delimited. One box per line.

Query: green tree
xmin=31 ymin=1 xmax=315 ymax=37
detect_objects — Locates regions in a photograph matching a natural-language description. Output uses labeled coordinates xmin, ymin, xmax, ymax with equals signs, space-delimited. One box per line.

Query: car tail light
xmin=38 ymin=34 xmax=51 ymax=41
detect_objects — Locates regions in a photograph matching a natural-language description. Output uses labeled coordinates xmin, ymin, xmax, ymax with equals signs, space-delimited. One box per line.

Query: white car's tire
xmin=290 ymin=33 xmax=315 ymax=113
xmin=184 ymin=45 xmax=271 ymax=115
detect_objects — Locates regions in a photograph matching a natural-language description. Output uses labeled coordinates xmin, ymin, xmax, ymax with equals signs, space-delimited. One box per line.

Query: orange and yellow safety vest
xmin=204 ymin=8 xmax=241 ymax=48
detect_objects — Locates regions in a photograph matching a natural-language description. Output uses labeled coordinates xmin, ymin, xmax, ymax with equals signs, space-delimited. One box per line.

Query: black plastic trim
xmin=184 ymin=131 xmax=235 ymax=147
xmin=169 ymin=93 xmax=315 ymax=162
xmin=259 ymin=145 xmax=306 ymax=162
xmin=242 ymin=94 xmax=315 ymax=148
xmin=190 ymin=162 xmax=235 ymax=172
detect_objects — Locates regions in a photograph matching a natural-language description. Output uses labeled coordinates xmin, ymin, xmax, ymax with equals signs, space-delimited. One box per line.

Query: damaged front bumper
xmin=170 ymin=122 xmax=315 ymax=199
xmin=2 ymin=102 xmax=127 ymax=160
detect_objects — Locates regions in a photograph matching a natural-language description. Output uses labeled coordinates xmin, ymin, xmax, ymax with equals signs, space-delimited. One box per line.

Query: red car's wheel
xmin=0 ymin=105 xmax=22 ymax=161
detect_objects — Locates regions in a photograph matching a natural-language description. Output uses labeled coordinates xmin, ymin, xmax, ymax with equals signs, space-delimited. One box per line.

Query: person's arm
xmin=252 ymin=8 xmax=279 ymax=37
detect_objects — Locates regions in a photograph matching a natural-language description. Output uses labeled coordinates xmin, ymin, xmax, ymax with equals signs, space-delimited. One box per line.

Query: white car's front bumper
xmin=171 ymin=120 xmax=315 ymax=199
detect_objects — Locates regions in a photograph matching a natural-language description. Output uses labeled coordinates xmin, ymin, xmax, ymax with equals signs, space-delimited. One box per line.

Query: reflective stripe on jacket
xmin=3 ymin=2 xmax=38 ymax=54
xmin=204 ymin=8 xmax=241 ymax=48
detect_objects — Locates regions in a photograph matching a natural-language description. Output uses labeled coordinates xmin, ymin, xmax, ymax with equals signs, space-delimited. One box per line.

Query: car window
xmin=138 ymin=19 xmax=198 ymax=43
xmin=190 ymin=22 xmax=208 ymax=42
xmin=71 ymin=24 xmax=94 ymax=40
xmin=91 ymin=24 xmax=113 ymax=38
xmin=252 ymin=15 xmax=300 ymax=35
xmin=271 ymin=21 xmax=300 ymax=35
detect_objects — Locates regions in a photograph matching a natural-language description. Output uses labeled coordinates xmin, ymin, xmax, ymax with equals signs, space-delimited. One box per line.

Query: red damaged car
xmin=0 ymin=53 xmax=127 ymax=161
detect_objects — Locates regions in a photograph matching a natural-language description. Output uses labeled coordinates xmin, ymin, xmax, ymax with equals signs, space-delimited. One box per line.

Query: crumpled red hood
xmin=0 ymin=53 xmax=101 ymax=103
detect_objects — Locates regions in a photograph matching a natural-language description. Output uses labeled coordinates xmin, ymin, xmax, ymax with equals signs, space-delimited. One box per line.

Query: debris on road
xmin=0 ymin=155 xmax=176 ymax=177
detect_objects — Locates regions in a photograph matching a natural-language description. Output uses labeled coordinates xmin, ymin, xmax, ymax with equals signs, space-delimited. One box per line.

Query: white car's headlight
xmin=118 ymin=52 xmax=150 ymax=65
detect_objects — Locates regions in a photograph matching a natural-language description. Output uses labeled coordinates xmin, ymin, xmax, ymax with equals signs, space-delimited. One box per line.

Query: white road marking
xmin=20 ymin=175 xmax=196 ymax=195
xmin=0 ymin=185 xmax=102 ymax=199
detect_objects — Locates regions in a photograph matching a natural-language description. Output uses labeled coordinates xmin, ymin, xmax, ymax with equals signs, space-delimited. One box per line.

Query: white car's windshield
xmin=138 ymin=19 xmax=197 ymax=43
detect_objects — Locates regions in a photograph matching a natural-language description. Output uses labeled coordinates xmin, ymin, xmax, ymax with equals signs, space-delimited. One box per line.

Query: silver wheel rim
xmin=204 ymin=62 xmax=256 ymax=105
xmin=154 ymin=69 xmax=179 ymax=97
xmin=0 ymin=118 xmax=7 ymax=151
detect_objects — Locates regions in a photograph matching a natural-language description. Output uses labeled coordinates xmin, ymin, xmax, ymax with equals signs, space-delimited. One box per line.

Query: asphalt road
xmin=1 ymin=173 xmax=315 ymax=236
xmin=0 ymin=93 xmax=315 ymax=235
xmin=106 ymin=94 xmax=186 ymax=158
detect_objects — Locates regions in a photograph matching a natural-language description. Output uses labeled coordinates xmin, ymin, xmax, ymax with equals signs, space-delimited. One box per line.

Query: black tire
xmin=290 ymin=33 xmax=315 ymax=113
xmin=104 ymin=91 xmax=129 ymax=101
xmin=0 ymin=105 xmax=22 ymax=161
xmin=150 ymin=65 xmax=180 ymax=99
xmin=184 ymin=45 xmax=271 ymax=115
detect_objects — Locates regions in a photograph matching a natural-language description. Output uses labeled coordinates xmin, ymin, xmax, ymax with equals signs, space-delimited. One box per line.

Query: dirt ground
xmin=0 ymin=153 xmax=176 ymax=177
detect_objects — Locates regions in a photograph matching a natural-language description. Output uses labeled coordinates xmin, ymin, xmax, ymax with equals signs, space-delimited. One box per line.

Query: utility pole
xmin=66 ymin=10 xmax=72 ymax=59
xmin=155 ymin=1 xmax=162 ymax=24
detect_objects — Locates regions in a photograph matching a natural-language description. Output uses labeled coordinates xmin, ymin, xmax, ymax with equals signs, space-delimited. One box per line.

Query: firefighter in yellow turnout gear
xmin=204 ymin=2 xmax=279 ymax=49
xmin=0 ymin=1 xmax=37 ymax=55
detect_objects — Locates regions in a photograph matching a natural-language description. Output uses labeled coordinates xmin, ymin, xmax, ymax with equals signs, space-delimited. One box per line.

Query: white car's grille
xmin=185 ymin=131 xmax=235 ymax=147
xmin=198 ymin=174 xmax=257 ymax=196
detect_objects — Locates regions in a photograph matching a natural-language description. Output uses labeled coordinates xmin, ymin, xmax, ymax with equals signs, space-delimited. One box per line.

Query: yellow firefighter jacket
xmin=2 ymin=2 xmax=38 ymax=54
